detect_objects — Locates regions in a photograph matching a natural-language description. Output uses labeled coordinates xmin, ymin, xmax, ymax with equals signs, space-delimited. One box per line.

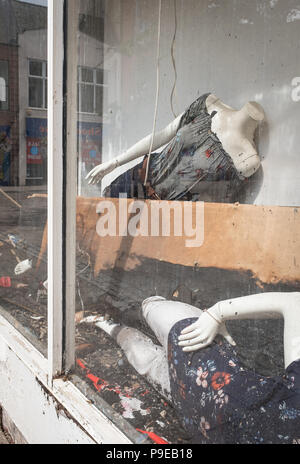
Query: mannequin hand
xmin=178 ymin=311 xmax=236 ymax=352
xmin=85 ymin=159 xmax=117 ymax=185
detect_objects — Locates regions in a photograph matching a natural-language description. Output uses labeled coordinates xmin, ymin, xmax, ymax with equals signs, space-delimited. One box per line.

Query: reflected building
xmin=0 ymin=0 xmax=105 ymax=188
xmin=0 ymin=0 xmax=47 ymax=186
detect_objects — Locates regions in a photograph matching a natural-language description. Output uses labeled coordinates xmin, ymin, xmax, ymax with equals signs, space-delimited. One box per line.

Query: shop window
xmin=28 ymin=59 xmax=47 ymax=109
xmin=0 ymin=60 xmax=9 ymax=111
xmin=0 ymin=0 xmax=300 ymax=446
xmin=70 ymin=0 xmax=300 ymax=445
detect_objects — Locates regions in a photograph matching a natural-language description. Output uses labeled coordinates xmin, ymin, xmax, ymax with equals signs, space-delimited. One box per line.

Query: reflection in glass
xmin=0 ymin=0 xmax=48 ymax=355
xmin=29 ymin=60 xmax=43 ymax=77
xmin=29 ymin=76 xmax=43 ymax=108
xmin=29 ymin=60 xmax=47 ymax=109
xmin=0 ymin=60 xmax=9 ymax=111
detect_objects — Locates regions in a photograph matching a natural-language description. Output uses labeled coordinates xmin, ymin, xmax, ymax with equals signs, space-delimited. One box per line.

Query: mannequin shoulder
xmin=244 ymin=101 xmax=265 ymax=122
xmin=206 ymin=93 xmax=219 ymax=112
xmin=206 ymin=93 xmax=235 ymax=114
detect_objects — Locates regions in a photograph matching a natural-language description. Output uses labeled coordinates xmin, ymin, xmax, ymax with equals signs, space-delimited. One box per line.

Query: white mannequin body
xmin=86 ymin=94 xmax=265 ymax=185
xmin=82 ymin=292 xmax=300 ymax=400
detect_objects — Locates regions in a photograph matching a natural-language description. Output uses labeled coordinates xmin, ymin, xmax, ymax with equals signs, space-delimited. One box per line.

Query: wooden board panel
xmin=74 ymin=198 xmax=300 ymax=285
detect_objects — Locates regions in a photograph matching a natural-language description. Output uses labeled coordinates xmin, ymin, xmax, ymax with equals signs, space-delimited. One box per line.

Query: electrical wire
xmin=144 ymin=0 xmax=162 ymax=186
xmin=170 ymin=0 xmax=178 ymax=118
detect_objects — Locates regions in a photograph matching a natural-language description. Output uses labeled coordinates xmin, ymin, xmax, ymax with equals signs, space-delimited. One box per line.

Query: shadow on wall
xmin=239 ymin=165 xmax=264 ymax=205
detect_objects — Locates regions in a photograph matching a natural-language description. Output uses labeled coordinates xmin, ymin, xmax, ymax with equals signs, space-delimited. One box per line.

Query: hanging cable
xmin=170 ymin=0 xmax=178 ymax=118
xmin=144 ymin=0 xmax=162 ymax=186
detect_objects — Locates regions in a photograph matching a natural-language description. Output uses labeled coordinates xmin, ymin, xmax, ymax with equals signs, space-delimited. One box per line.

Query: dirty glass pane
xmin=0 ymin=0 xmax=48 ymax=356
xmin=80 ymin=67 xmax=94 ymax=83
xmin=0 ymin=60 xmax=9 ymax=111
xmin=29 ymin=77 xmax=44 ymax=108
xmin=96 ymin=68 xmax=104 ymax=85
xmin=29 ymin=60 xmax=43 ymax=77
xmin=73 ymin=0 xmax=300 ymax=444
xmin=95 ymin=85 xmax=103 ymax=115
xmin=44 ymin=78 xmax=47 ymax=109
xmin=79 ymin=83 xmax=94 ymax=113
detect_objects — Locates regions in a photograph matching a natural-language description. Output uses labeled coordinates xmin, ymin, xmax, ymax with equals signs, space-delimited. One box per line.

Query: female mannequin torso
xmin=206 ymin=94 xmax=264 ymax=178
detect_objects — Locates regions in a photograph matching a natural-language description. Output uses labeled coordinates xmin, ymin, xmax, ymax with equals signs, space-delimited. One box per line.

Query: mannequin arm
xmin=86 ymin=113 xmax=184 ymax=185
xmin=178 ymin=292 xmax=300 ymax=368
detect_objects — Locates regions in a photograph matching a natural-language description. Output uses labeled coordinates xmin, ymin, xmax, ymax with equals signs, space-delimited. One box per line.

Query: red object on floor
xmin=136 ymin=429 xmax=169 ymax=444
xmin=0 ymin=276 xmax=11 ymax=288
xmin=76 ymin=358 xmax=130 ymax=398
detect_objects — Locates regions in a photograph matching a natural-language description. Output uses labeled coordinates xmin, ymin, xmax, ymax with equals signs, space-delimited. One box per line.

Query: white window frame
xmin=0 ymin=0 xmax=134 ymax=444
xmin=28 ymin=58 xmax=48 ymax=110
xmin=77 ymin=65 xmax=107 ymax=115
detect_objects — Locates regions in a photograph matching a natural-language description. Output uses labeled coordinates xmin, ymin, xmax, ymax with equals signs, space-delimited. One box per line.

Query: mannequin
xmin=82 ymin=292 xmax=300 ymax=444
xmin=86 ymin=93 xmax=265 ymax=202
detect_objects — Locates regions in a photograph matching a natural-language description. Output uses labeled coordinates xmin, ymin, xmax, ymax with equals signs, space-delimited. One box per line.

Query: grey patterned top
xmin=148 ymin=93 xmax=246 ymax=202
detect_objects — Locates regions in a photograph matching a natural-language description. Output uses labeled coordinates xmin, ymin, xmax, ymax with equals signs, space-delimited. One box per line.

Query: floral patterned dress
xmin=168 ymin=318 xmax=300 ymax=444
xmin=104 ymin=93 xmax=246 ymax=203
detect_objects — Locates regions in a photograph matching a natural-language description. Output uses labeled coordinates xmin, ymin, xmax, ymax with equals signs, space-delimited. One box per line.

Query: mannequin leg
xmin=82 ymin=316 xmax=171 ymax=400
xmin=82 ymin=297 xmax=203 ymax=401
xmin=115 ymin=326 xmax=171 ymax=401
xmin=142 ymin=296 xmax=203 ymax=351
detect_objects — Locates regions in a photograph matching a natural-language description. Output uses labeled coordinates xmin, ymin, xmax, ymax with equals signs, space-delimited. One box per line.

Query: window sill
xmin=26 ymin=107 xmax=48 ymax=112
xmin=0 ymin=312 xmax=136 ymax=444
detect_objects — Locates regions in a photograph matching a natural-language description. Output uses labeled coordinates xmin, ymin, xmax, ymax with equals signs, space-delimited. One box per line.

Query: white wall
xmin=101 ymin=0 xmax=300 ymax=207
